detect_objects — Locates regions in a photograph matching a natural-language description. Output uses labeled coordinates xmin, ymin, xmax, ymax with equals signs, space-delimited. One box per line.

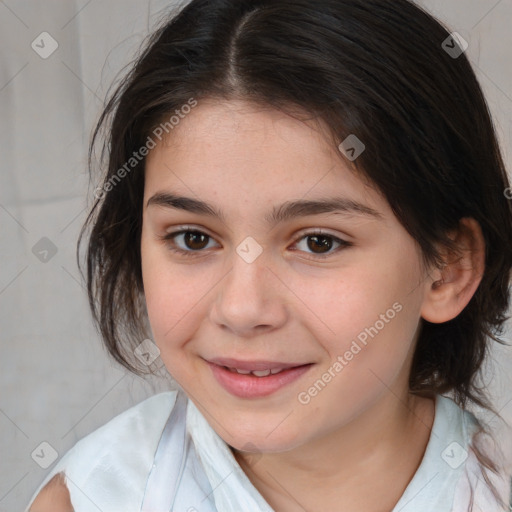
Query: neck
xmin=233 ymin=391 xmax=435 ymax=512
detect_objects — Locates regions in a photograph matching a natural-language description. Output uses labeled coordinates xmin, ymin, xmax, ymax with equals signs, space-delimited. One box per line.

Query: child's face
xmin=141 ymin=99 xmax=432 ymax=453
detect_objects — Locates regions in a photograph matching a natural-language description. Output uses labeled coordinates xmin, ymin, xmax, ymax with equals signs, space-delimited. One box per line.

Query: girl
xmin=26 ymin=0 xmax=512 ymax=510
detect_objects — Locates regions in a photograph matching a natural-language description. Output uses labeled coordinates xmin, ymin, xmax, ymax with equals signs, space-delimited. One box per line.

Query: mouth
xmin=205 ymin=357 xmax=313 ymax=398
xmin=224 ymin=366 xmax=290 ymax=376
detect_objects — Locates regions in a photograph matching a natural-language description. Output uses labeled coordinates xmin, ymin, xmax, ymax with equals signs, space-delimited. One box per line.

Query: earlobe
xmin=420 ymin=218 xmax=485 ymax=324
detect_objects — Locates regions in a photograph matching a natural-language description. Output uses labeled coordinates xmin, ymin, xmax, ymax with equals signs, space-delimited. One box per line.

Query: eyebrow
xmin=146 ymin=192 xmax=383 ymax=225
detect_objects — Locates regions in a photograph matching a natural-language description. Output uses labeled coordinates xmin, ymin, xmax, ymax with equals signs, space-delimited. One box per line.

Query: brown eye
xmin=292 ymin=231 xmax=351 ymax=259
xmin=161 ymin=229 xmax=218 ymax=257
xmin=307 ymin=234 xmax=334 ymax=254
xmin=182 ymin=231 xmax=209 ymax=250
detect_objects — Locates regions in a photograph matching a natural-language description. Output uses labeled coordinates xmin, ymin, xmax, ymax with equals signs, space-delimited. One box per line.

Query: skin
xmin=139 ymin=99 xmax=485 ymax=511
xmin=29 ymin=473 xmax=73 ymax=512
xmin=30 ymin=98 xmax=485 ymax=511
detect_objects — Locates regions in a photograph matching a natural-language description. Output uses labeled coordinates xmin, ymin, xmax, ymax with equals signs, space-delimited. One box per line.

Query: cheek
xmin=141 ymin=239 xmax=207 ymax=353
xmin=296 ymin=250 xmax=424 ymax=370
xmin=292 ymin=264 xmax=424 ymax=433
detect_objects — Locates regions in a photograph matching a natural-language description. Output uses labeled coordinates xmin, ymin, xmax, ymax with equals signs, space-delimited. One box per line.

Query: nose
xmin=209 ymin=248 xmax=288 ymax=337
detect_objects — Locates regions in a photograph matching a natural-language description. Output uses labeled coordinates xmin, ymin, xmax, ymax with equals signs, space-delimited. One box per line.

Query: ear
xmin=420 ymin=217 xmax=485 ymax=323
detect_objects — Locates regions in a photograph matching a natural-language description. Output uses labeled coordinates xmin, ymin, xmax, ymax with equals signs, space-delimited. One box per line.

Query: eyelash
xmin=158 ymin=227 xmax=352 ymax=260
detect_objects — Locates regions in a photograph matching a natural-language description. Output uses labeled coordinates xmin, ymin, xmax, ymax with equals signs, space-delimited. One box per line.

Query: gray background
xmin=1 ymin=0 xmax=511 ymax=510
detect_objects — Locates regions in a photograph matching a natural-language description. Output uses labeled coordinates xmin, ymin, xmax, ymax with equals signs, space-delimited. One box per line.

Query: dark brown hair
xmin=77 ymin=0 xmax=512 ymax=507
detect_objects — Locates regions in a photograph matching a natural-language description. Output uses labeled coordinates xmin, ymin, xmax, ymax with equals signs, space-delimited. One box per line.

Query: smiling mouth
xmin=206 ymin=358 xmax=314 ymax=398
xmin=223 ymin=366 xmax=290 ymax=376
xmin=206 ymin=356 xmax=311 ymax=373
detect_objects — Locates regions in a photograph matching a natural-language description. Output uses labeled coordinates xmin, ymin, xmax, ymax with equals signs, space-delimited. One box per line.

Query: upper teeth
xmin=231 ymin=367 xmax=284 ymax=376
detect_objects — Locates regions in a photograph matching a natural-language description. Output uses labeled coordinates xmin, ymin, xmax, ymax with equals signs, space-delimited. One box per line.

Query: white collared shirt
xmin=25 ymin=390 xmax=512 ymax=512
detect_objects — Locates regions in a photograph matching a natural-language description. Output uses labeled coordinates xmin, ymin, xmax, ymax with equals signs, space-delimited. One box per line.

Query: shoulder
xmin=29 ymin=473 xmax=72 ymax=512
xmin=68 ymin=389 xmax=179 ymax=453
xmin=441 ymin=395 xmax=512 ymax=511
xmin=55 ymin=390 xmax=179 ymax=470
xmin=26 ymin=391 xmax=179 ymax=512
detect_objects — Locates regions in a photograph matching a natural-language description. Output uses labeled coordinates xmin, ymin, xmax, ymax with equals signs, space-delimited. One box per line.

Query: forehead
xmin=147 ymin=99 xmax=335 ymax=168
xmin=143 ymin=99 xmax=388 ymax=219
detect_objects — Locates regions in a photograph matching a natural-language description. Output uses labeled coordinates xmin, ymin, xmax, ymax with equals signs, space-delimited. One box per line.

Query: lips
xmin=205 ymin=357 xmax=313 ymax=398
xmin=207 ymin=357 xmax=306 ymax=372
